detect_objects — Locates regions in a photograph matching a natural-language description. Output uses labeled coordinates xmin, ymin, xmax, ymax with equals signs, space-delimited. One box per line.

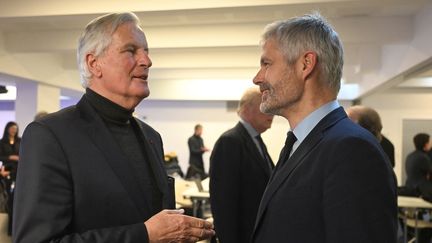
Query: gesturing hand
xmin=145 ymin=209 xmax=215 ymax=243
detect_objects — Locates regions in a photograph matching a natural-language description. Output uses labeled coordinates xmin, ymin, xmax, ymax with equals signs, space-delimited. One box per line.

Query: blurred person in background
xmin=404 ymin=133 xmax=432 ymax=242
xmin=210 ymin=87 xmax=274 ymax=243
xmin=346 ymin=105 xmax=395 ymax=168
xmin=33 ymin=111 xmax=49 ymax=121
xmin=0 ymin=121 xmax=20 ymax=236
xmin=186 ymin=124 xmax=210 ymax=179
xmin=405 ymin=133 xmax=432 ymax=197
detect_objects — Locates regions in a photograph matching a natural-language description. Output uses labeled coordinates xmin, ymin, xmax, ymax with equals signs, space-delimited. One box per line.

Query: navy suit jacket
xmin=210 ymin=122 xmax=272 ymax=243
xmin=13 ymin=96 xmax=174 ymax=243
xmin=251 ymin=107 xmax=397 ymax=243
xmin=405 ymin=149 xmax=432 ymax=190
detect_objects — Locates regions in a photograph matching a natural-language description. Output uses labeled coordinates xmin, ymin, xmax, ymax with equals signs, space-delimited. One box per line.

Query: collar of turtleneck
xmin=85 ymin=88 xmax=134 ymax=124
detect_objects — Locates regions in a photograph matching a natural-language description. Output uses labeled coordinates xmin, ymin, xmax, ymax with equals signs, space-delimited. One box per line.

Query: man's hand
xmin=8 ymin=155 xmax=19 ymax=161
xmin=145 ymin=209 xmax=215 ymax=243
xmin=0 ymin=166 xmax=9 ymax=177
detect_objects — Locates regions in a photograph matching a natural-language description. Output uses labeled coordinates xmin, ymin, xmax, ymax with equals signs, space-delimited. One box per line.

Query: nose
xmin=253 ymin=68 xmax=264 ymax=85
xmin=138 ymin=51 xmax=152 ymax=68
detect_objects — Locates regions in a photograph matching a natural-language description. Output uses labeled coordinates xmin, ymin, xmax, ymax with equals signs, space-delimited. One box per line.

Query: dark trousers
xmin=3 ymin=177 xmax=14 ymax=236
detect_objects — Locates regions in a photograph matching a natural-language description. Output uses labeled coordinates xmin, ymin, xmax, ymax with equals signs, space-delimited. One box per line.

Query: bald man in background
xmin=346 ymin=105 xmax=395 ymax=168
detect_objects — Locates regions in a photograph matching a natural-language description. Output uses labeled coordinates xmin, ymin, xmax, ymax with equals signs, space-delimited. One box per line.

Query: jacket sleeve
xmin=13 ymin=122 xmax=149 ymax=243
xmin=209 ymin=135 xmax=241 ymax=243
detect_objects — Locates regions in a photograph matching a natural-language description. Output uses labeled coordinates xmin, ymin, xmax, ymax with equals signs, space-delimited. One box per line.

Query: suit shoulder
xmin=27 ymin=105 xmax=78 ymax=131
xmin=318 ymin=118 xmax=386 ymax=161
xmin=217 ymin=126 xmax=244 ymax=143
xmin=407 ymin=150 xmax=430 ymax=161
xmin=331 ymin=117 xmax=388 ymax=147
xmin=324 ymin=118 xmax=376 ymax=143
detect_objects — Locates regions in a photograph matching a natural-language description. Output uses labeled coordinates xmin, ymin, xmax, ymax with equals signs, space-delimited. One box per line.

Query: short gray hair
xmin=262 ymin=12 xmax=344 ymax=94
xmin=77 ymin=12 xmax=141 ymax=88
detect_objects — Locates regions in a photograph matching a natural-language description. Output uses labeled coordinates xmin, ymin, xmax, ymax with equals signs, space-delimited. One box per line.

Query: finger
xmin=190 ymin=218 xmax=206 ymax=229
xmin=190 ymin=227 xmax=215 ymax=240
xmin=185 ymin=216 xmax=213 ymax=230
xmin=181 ymin=215 xmax=204 ymax=228
xmin=203 ymin=220 xmax=214 ymax=229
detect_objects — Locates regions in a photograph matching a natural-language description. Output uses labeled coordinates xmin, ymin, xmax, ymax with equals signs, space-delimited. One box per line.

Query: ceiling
xmin=0 ymin=0 xmax=432 ymax=101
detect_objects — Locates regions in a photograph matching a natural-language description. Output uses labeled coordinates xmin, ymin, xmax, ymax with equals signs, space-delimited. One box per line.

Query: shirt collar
xmin=291 ymin=100 xmax=340 ymax=152
xmin=239 ymin=118 xmax=259 ymax=138
xmin=85 ymin=88 xmax=134 ymax=124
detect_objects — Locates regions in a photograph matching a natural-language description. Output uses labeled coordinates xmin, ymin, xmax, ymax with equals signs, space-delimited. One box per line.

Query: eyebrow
xmin=122 ymin=43 xmax=149 ymax=52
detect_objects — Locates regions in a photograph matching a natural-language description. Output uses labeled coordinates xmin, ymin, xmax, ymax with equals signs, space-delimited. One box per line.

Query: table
xmin=398 ymin=196 xmax=432 ymax=209
xmin=398 ymin=196 xmax=432 ymax=242
xmin=183 ymin=187 xmax=210 ymax=218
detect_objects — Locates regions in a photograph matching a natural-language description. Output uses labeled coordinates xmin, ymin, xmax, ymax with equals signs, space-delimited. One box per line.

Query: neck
xmin=282 ymin=87 xmax=335 ymax=129
xmin=85 ymin=88 xmax=134 ymax=124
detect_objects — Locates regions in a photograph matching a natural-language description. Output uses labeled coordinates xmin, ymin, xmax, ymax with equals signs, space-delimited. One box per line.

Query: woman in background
xmin=0 ymin=121 xmax=20 ymax=236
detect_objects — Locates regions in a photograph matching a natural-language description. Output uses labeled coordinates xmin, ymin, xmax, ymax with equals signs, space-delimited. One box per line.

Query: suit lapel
xmin=76 ymin=97 xmax=151 ymax=218
xmin=130 ymin=118 xmax=171 ymax=208
xmin=253 ymin=107 xmax=347 ymax=235
xmin=236 ymin=123 xmax=272 ymax=177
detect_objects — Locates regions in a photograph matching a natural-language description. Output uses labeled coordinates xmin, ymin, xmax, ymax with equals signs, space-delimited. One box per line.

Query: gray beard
xmin=260 ymin=101 xmax=283 ymax=116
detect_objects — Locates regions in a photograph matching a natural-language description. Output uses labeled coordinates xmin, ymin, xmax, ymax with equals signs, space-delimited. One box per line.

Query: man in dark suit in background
xmin=13 ymin=12 xmax=214 ymax=243
xmin=405 ymin=133 xmax=432 ymax=242
xmin=381 ymin=135 xmax=396 ymax=168
xmin=186 ymin=124 xmax=209 ymax=179
xmin=210 ymin=87 xmax=274 ymax=243
xmin=405 ymin=133 xmax=432 ymax=194
xmin=251 ymin=13 xmax=397 ymax=242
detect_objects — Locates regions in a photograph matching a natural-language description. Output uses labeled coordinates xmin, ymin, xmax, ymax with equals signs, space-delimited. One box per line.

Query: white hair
xmin=77 ymin=12 xmax=141 ymax=88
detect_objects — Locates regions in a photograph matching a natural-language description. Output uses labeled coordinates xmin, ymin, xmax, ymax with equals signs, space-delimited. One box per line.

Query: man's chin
xmin=141 ymin=90 xmax=150 ymax=99
xmin=260 ymin=103 xmax=281 ymax=116
xmin=135 ymin=88 xmax=150 ymax=99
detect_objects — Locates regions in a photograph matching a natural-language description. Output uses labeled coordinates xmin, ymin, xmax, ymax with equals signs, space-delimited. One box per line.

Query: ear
xmin=86 ymin=53 xmax=102 ymax=78
xmin=300 ymin=51 xmax=317 ymax=80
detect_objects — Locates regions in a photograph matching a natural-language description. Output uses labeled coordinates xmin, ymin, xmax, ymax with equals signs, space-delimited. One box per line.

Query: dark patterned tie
xmin=276 ymin=131 xmax=297 ymax=169
xmin=255 ymin=135 xmax=273 ymax=170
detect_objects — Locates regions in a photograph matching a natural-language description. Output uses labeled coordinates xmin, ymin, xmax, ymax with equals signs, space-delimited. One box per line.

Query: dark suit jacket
xmin=13 ymin=97 xmax=174 ymax=243
xmin=251 ymin=107 xmax=397 ymax=243
xmin=405 ymin=149 xmax=432 ymax=190
xmin=380 ymin=135 xmax=395 ymax=168
xmin=210 ymin=122 xmax=272 ymax=243
xmin=0 ymin=138 xmax=20 ymax=179
xmin=186 ymin=135 xmax=206 ymax=179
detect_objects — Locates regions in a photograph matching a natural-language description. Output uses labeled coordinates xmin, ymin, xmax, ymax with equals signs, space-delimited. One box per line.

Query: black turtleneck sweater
xmin=85 ymin=88 xmax=162 ymax=216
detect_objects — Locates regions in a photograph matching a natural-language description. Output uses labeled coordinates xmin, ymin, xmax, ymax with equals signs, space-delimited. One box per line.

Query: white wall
xmin=0 ymin=110 xmax=15 ymax=135
xmin=362 ymin=90 xmax=432 ymax=185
